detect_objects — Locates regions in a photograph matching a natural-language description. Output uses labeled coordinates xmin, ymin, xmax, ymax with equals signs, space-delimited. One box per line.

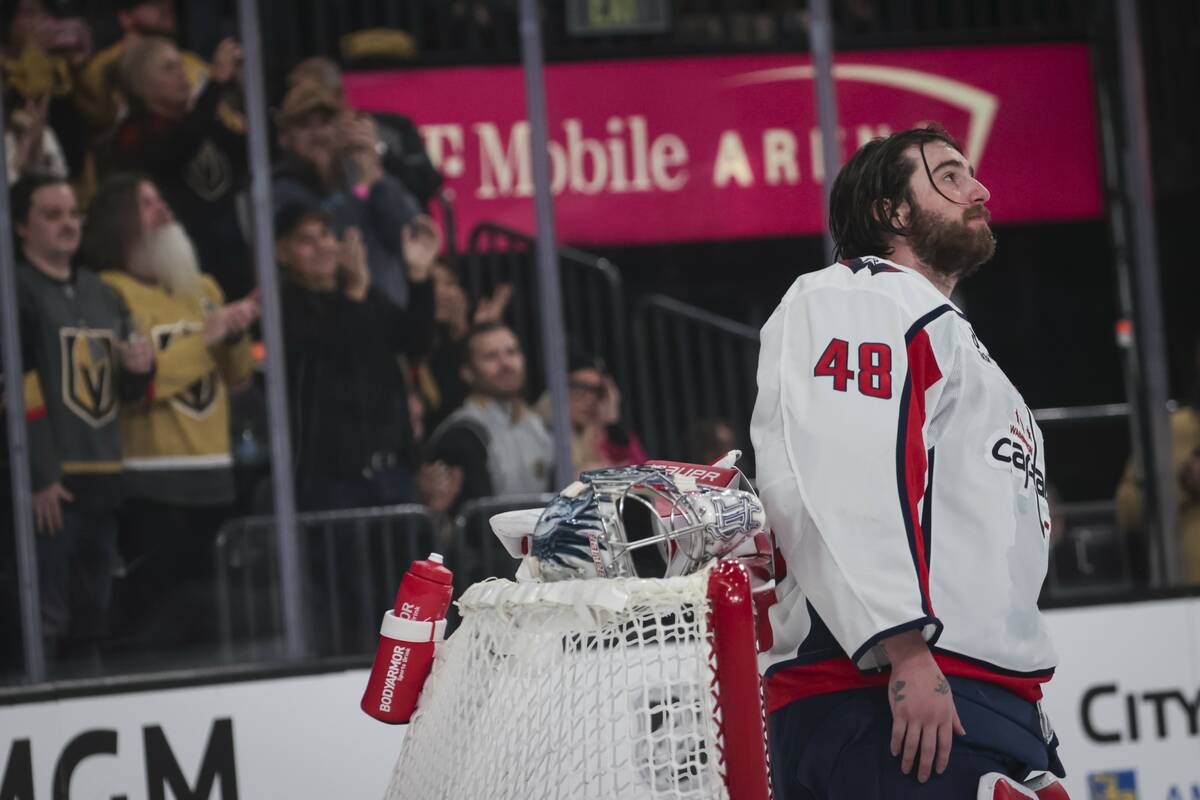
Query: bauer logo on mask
xmin=528 ymin=465 xmax=767 ymax=582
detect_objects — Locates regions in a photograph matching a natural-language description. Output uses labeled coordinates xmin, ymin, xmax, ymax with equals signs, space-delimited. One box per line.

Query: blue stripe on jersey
xmin=923 ymin=447 xmax=935 ymax=571
xmin=931 ymin=647 xmax=1058 ymax=680
xmin=894 ymin=306 xmax=955 ymax=620
xmin=841 ymin=257 xmax=901 ymax=276
xmin=904 ymin=304 xmax=957 ymax=343
xmin=1025 ymin=406 xmax=1050 ymax=539
xmin=762 ymin=603 xmax=942 ymax=678
xmin=762 ymin=601 xmax=845 ymax=677
xmin=893 ymin=369 xmax=934 ymax=618
xmin=851 ymin=617 xmax=943 ymax=667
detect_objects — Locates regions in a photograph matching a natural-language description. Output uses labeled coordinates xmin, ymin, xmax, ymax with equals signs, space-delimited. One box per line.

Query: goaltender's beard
xmin=907 ymin=200 xmax=997 ymax=281
xmin=131 ymin=222 xmax=204 ymax=298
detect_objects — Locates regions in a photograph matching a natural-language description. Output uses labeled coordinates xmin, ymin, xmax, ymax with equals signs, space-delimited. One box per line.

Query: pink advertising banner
xmin=344 ymin=44 xmax=1103 ymax=248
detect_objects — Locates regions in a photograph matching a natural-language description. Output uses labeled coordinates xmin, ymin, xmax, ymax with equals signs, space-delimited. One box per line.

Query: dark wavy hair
xmin=80 ymin=172 xmax=152 ymax=271
xmin=828 ymin=124 xmax=963 ymax=260
xmin=10 ymin=172 xmax=72 ymax=258
xmin=10 ymin=172 xmax=70 ymax=227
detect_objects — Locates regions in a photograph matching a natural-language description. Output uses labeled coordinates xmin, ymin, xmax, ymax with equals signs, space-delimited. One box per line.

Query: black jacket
xmin=282 ymin=278 xmax=434 ymax=483
xmin=113 ymin=80 xmax=252 ymax=300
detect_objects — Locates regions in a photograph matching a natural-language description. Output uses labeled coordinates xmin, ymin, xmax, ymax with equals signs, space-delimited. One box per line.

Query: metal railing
xmin=1043 ymin=500 xmax=1134 ymax=602
xmin=213 ymin=505 xmax=437 ymax=662
xmin=242 ymin=0 xmax=1095 ymax=78
xmin=465 ymin=222 xmax=630 ymax=400
xmin=448 ymin=493 xmax=557 ymax=595
xmin=212 ymin=496 xmax=557 ymax=655
xmin=631 ymin=293 xmax=761 ymax=467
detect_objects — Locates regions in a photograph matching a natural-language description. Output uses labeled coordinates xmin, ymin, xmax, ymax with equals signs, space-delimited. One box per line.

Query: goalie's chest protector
xmin=752 ymin=257 xmax=1058 ymax=710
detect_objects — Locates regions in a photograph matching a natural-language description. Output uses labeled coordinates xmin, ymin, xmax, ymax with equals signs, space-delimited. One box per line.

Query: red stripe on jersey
xmin=25 ymin=406 xmax=46 ymax=422
xmin=765 ymin=653 xmax=1047 ymax=714
xmin=933 ymin=652 xmax=1048 ymax=703
xmin=902 ymin=328 xmax=942 ymax=612
xmin=766 ymin=657 xmax=889 ymax=712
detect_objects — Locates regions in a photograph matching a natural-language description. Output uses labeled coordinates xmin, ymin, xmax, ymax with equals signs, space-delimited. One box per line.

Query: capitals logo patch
xmin=1087 ymin=770 xmax=1137 ymax=800
xmin=983 ymin=409 xmax=1052 ymax=537
xmin=60 ymin=327 xmax=117 ymax=427
xmin=983 ymin=426 xmax=1047 ymax=497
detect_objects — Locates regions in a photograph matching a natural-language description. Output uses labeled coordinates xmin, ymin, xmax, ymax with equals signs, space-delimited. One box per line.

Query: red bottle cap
xmin=410 ymin=552 xmax=453 ymax=585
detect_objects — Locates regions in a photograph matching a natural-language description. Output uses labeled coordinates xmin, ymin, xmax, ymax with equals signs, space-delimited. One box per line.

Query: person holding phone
xmin=272 ymin=81 xmax=436 ymax=309
xmin=1 ymin=1 xmax=92 ymax=190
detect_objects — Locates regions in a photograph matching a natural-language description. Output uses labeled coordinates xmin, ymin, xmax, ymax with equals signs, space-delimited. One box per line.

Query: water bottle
xmin=360 ymin=553 xmax=454 ymax=724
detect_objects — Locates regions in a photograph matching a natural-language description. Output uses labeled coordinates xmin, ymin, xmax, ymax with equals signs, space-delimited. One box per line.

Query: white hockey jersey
xmin=751 ymin=256 xmax=1058 ymax=714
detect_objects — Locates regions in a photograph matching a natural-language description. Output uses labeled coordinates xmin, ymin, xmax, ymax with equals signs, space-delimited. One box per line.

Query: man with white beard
xmin=83 ymin=173 xmax=258 ymax=650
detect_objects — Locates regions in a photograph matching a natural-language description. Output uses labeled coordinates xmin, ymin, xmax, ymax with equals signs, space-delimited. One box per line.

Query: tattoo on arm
xmin=934 ymin=676 xmax=950 ymax=695
xmin=891 ymin=680 xmax=907 ymax=703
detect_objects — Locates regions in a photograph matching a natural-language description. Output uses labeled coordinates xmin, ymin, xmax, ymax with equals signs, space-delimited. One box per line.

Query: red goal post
xmin=708 ymin=559 xmax=774 ymax=800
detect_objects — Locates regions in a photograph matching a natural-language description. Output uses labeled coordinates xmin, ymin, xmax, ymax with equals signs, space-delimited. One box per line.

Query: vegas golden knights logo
xmin=153 ymin=322 xmax=217 ymax=419
xmin=60 ymin=328 xmax=117 ymax=427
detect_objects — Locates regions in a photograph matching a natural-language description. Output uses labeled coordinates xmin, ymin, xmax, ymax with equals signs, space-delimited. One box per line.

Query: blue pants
xmin=769 ymin=678 xmax=1063 ymax=800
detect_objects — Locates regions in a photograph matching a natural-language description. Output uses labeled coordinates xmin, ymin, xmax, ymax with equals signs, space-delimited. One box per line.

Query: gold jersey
xmin=101 ymin=271 xmax=255 ymax=505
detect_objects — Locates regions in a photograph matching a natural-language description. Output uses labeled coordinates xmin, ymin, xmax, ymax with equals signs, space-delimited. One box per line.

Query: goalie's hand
xmin=882 ymin=631 xmax=966 ymax=783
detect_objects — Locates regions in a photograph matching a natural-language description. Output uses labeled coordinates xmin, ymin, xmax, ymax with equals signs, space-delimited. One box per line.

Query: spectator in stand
xmin=81 ymin=173 xmax=258 ymax=647
xmin=11 ymin=173 xmax=155 ymax=665
xmin=538 ymin=349 xmax=645 ymax=475
xmin=1 ymin=0 xmax=93 ymax=193
xmin=111 ymin=36 xmax=252 ymax=300
xmin=413 ymin=260 xmax=512 ymax=432
xmin=272 ymin=80 xmax=432 ymax=308
xmin=1115 ymin=337 xmax=1200 ymax=586
xmin=286 ymin=56 xmax=444 ymax=210
xmin=420 ymin=322 xmax=554 ymax=513
xmin=275 ymin=202 xmax=436 ymax=511
xmin=5 ymin=90 xmax=66 ymax=182
xmin=74 ymin=0 xmax=218 ymax=139
xmin=682 ymin=417 xmax=739 ymax=466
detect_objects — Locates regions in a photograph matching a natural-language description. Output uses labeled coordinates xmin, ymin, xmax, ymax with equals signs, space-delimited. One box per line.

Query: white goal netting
xmin=384 ymin=568 xmax=749 ymax=800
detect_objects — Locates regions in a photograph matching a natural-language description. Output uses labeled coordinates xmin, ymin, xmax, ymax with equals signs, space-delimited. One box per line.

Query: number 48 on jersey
xmin=813 ymin=338 xmax=893 ymax=399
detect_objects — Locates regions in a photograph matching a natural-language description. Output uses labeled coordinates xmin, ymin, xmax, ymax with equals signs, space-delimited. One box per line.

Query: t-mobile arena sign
xmin=345 ymin=44 xmax=1102 ymax=248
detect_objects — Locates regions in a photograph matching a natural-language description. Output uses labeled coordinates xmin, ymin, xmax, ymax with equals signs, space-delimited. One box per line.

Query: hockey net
xmin=383 ymin=560 xmax=771 ymax=800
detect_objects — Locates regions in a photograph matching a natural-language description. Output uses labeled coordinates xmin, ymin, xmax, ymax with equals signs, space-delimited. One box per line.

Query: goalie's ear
xmin=876 ymin=196 xmax=911 ymax=232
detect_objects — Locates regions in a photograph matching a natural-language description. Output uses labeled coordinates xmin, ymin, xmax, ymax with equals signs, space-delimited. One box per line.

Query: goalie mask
xmin=527 ymin=465 xmax=767 ymax=582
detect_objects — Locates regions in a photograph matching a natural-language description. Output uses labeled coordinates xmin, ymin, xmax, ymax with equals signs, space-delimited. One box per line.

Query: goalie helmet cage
xmin=384 ymin=560 xmax=773 ymax=800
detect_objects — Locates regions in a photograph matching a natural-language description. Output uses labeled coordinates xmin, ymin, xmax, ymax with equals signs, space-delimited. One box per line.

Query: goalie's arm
xmin=752 ymin=286 xmax=949 ymax=670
